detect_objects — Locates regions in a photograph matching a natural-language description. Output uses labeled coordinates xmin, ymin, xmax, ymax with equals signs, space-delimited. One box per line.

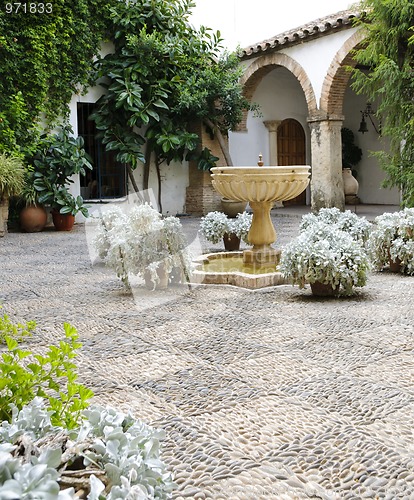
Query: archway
xmin=238 ymin=53 xmax=317 ymax=132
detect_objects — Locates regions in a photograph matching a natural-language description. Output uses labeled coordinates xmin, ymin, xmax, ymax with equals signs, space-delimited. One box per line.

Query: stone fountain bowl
xmin=211 ymin=166 xmax=310 ymax=202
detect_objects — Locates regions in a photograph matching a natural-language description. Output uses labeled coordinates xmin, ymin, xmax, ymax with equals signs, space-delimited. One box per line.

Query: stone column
xmin=263 ymin=120 xmax=283 ymax=208
xmin=307 ymin=114 xmax=345 ymax=212
xmin=263 ymin=120 xmax=282 ymax=165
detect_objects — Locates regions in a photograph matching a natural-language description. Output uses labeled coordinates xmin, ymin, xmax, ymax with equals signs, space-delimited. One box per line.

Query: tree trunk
xmin=143 ymin=145 xmax=151 ymax=191
xmin=155 ymin=157 xmax=163 ymax=214
xmin=203 ymin=118 xmax=233 ymax=166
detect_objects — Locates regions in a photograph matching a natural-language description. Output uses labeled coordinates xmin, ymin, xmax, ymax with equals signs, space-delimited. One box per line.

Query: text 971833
xmin=5 ymin=3 xmax=52 ymax=14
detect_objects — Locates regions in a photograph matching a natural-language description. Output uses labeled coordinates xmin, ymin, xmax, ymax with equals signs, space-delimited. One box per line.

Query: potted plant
xmin=368 ymin=209 xmax=414 ymax=274
xmin=31 ymin=126 xmax=92 ymax=231
xmin=18 ymin=167 xmax=48 ymax=232
xmin=199 ymin=211 xmax=253 ymax=251
xmin=280 ymin=221 xmax=370 ymax=296
xmin=0 ymin=153 xmax=25 ymax=237
xmin=93 ymin=203 xmax=192 ymax=290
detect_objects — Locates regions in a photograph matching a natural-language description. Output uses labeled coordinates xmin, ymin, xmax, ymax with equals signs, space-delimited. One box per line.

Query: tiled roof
xmin=240 ymin=9 xmax=364 ymax=59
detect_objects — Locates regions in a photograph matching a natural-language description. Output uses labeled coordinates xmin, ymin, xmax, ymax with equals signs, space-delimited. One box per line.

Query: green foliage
xmin=92 ymin=0 xmax=251 ymax=178
xmin=341 ymin=127 xmax=362 ymax=170
xmin=31 ymin=126 xmax=92 ymax=216
xmin=0 ymin=154 xmax=25 ymax=198
xmin=352 ymin=0 xmax=414 ymax=206
xmin=0 ymin=0 xmax=115 ymax=155
xmin=0 ymin=312 xmax=35 ymax=344
xmin=187 ymin=147 xmax=220 ymax=171
xmin=0 ymin=321 xmax=93 ymax=429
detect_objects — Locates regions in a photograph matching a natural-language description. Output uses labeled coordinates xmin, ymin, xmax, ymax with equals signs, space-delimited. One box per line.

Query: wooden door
xmin=277 ymin=119 xmax=306 ymax=205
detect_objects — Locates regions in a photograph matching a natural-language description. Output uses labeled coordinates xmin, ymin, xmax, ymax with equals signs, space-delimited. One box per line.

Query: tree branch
xmin=203 ymin=118 xmax=233 ymax=166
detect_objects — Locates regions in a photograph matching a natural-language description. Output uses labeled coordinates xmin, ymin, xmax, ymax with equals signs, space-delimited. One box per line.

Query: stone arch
xmin=320 ymin=29 xmax=366 ymax=115
xmin=238 ymin=53 xmax=317 ymax=131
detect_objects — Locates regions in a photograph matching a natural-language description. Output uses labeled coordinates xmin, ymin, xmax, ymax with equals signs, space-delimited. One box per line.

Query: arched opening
xmin=277 ymin=119 xmax=306 ymax=205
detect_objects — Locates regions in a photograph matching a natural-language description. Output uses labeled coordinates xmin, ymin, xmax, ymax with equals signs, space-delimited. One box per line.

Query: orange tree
xmin=91 ymin=0 xmax=252 ymax=211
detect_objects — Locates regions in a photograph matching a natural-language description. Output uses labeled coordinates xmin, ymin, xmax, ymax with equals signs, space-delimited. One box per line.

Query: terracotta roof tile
xmin=240 ymin=8 xmax=364 ymax=59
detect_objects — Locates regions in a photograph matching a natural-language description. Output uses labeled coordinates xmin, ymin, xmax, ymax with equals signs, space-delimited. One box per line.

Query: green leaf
xmin=153 ymin=99 xmax=169 ymax=110
xmin=146 ymin=109 xmax=160 ymax=121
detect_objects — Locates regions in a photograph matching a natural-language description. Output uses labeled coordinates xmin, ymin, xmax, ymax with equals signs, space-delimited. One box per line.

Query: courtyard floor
xmin=1 ymin=205 xmax=413 ymax=499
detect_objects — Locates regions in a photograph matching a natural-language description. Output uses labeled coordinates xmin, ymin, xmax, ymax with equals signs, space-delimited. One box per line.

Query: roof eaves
xmin=240 ymin=9 xmax=363 ymax=59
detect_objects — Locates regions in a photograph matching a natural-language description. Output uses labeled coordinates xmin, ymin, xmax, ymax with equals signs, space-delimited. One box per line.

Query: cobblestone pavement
xmin=1 ymin=211 xmax=414 ymax=499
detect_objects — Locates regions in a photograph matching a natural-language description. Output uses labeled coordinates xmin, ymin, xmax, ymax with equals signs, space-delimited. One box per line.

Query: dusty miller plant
xmin=368 ymin=208 xmax=414 ymax=274
xmin=0 ymin=398 xmax=175 ymax=499
xmin=199 ymin=211 xmax=252 ymax=244
xmin=94 ymin=203 xmax=192 ymax=288
xmin=280 ymin=222 xmax=370 ymax=296
xmin=300 ymin=207 xmax=371 ymax=245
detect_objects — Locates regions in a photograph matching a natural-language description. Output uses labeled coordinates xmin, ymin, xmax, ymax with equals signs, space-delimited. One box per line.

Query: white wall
xmin=230 ymin=66 xmax=310 ymax=167
xmin=343 ymin=86 xmax=400 ymax=205
xmin=281 ymin=28 xmax=359 ymax=106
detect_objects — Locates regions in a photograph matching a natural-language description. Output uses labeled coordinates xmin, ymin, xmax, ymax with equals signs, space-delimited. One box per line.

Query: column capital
xmin=263 ymin=120 xmax=282 ymax=132
xmin=307 ymin=114 xmax=344 ymax=125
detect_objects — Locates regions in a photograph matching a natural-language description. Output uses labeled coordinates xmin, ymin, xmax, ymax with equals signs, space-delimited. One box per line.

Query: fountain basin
xmin=211 ymin=166 xmax=310 ymax=202
xmin=192 ymin=252 xmax=287 ymax=289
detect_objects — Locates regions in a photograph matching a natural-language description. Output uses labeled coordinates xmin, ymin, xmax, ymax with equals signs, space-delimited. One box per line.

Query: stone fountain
xmin=193 ymin=158 xmax=310 ymax=289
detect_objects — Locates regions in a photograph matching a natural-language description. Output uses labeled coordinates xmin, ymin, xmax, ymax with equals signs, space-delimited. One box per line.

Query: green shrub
xmin=0 ymin=311 xmax=35 ymax=343
xmin=0 ymin=321 xmax=93 ymax=428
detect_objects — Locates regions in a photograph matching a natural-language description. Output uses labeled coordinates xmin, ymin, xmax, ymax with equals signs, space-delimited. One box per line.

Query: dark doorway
xmin=77 ymin=102 xmax=127 ymax=200
xmin=277 ymin=119 xmax=306 ymax=205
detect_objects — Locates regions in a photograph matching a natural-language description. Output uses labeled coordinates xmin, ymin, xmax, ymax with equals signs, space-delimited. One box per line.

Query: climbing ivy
xmin=0 ymin=0 xmax=114 ymax=155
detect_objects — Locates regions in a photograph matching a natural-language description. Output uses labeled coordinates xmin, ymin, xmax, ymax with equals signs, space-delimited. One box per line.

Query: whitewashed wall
xmin=342 ymin=87 xmax=400 ymax=205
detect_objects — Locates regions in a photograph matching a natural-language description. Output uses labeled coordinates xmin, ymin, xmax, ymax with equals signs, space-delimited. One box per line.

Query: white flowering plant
xmin=93 ymin=204 xmax=192 ymax=288
xmin=300 ymin=207 xmax=371 ymax=244
xmin=199 ymin=211 xmax=252 ymax=244
xmin=368 ymin=208 xmax=414 ymax=274
xmin=0 ymin=398 xmax=175 ymax=499
xmin=280 ymin=222 xmax=370 ymax=296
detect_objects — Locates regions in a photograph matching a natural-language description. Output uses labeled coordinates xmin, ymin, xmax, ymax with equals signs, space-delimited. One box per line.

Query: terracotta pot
xmin=51 ymin=210 xmax=75 ymax=231
xmin=387 ymin=248 xmax=402 ymax=273
xmin=0 ymin=196 xmax=9 ymax=237
xmin=20 ymin=205 xmax=48 ymax=232
xmin=310 ymin=281 xmax=339 ymax=297
xmin=223 ymin=232 xmax=241 ymax=251
xmin=220 ymin=198 xmax=247 ymax=218
xmin=342 ymin=168 xmax=359 ymax=196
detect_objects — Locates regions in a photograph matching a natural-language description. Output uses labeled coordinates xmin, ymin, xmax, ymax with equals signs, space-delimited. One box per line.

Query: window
xmin=77 ymin=102 xmax=127 ymax=200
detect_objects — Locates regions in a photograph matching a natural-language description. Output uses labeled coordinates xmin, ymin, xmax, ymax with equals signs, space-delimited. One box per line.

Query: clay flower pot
xmin=223 ymin=232 xmax=241 ymax=251
xmin=220 ymin=198 xmax=247 ymax=218
xmin=20 ymin=205 xmax=48 ymax=232
xmin=310 ymin=281 xmax=339 ymax=297
xmin=51 ymin=210 xmax=75 ymax=231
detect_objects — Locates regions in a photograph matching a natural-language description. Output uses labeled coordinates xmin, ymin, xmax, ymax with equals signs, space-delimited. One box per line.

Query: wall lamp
xmin=358 ymin=102 xmax=381 ymax=135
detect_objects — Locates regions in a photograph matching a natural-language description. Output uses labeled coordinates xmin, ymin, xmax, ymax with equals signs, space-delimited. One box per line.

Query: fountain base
xmin=192 ymin=252 xmax=287 ymax=289
xmin=243 ymin=246 xmax=281 ymax=266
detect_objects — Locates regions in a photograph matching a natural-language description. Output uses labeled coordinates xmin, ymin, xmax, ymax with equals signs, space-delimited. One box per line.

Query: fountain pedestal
xmin=243 ymin=201 xmax=280 ymax=266
xmin=211 ymin=165 xmax=310 ymax=268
